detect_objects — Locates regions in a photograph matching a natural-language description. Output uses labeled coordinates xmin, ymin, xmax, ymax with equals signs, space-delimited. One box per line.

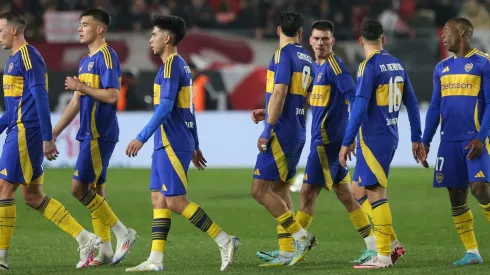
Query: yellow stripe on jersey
xmin=45 ymin=73 xmax=49 ymax=92
xmin=164 ymin=54 xmax=177 ymax=79
xmin=160 ymin=125 xmax=188 ymax=190
xmin=274 ymin=41 xmax=295 ymax=64
xmin=475 ymin=50 xmax=490 ymax=61
xmin=177 ymin=86 xmax=191 ymax=108
xmin=270 ymin=134 xmax=288 ymax=182
xmin=16 ymin=99 xmax=34 ymax=184
xmin=310 ymin=85 xmax=331 ymax=107
xmin=90 ymin=103 xmax=100 ymax=139
xmin=440 ymin=74 xmax=481 ymax=97
xmin=358 ymin=51 xmax=379 ymax=77
xmin=3 ymin=75 xmax=24 ymax=97
xmin=289 ymin=72 xmax=311 ymax=97
xmin=376 ymin=83 xmax=404 ymax=106
xmin=20 ymin=45 xmax=32 ymax=71
xmin=320 ymin=112 xmax=329 ymax=144
xmin=475 ymin=101 xmax=480 ymax=131
xmin=154 ymin=83 xmax=161 ymax=105
xmin=101 ymin=46 xmax=112 ymax=69
xmin=317 ymin=145 xmax=334 ymax=190
xmin=465 ymin=48 xmax=478 ymax=58
xmin=327 ymin=55 xmax=341 ymax=75
xmin=359 ymin=127 xmax=388 ymax=187
xmin=90 ymin=140 xmax=103 ymax=187
xmin=266 ymin=70 xmax=274 ymax=93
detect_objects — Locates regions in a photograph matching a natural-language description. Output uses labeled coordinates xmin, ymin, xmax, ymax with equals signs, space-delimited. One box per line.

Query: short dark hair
xmin=361 ymin=20 xmax=384 ymax=41
xmin=152 ymin=15 xmax=186 ymax=46
xmin=280 ymin=12 xmax=304 ymax=37
xmin=0 ymin=12 xmax=26 ymax=28
xmin=448 ymin=17 xmax=473 ymax=32
xmin=80 ymin=8 xmax=111 ymax=27
xmin=311 ymin=20 xmax=334 ymax=34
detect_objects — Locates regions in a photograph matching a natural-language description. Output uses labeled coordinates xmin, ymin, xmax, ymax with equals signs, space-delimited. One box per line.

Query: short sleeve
xmin=98 ymin=50 xmax=120 ymax=89
xmin=273 ymin=50 xmax=292 ymax=85
xmin=356 ymin=62 xmax=376 ymax=99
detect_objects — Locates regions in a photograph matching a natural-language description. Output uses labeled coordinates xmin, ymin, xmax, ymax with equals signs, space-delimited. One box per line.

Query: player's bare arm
xmin=257 ymin=84 xmax=287 ymax=153
xmin=53 ymin=91 xmax=81 ymax=140
xmin=65 ymin=76 xmax=119 ymax=105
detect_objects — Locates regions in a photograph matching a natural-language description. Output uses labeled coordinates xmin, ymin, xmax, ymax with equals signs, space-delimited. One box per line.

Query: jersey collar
xmin=11 ymin=42 xmax=28 ymax=56
xmin=88 ymin=43 xmax=108 ymax=57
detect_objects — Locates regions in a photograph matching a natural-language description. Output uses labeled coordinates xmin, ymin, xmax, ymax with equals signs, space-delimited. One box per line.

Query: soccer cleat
xmin=88 ymin=255 xmax=113 ymax=266
xmin=288 ymin=232 xmax=317 ymax=266
xmin=126 ymin=260 xmax=164 ymax=272
xmin=351 ymin=249 xmax=377 ymax=264
xmin=390 ymin=240 xmax=406 ymax=264
xmin=256 ymin=250 xmax=279 ymax=262
xmin=112 ymin=228 xmax=138 ymax=265
xmin=259 ymin=255 xmax=291 ymax=267
xmin=76 ymin=233 xmax=102 ymax=268
xmin=453 ymin=253 xmax=483 ymax=266
xmin=219 ymin=236 xmax=241 ymax=271
xmin=354 ymin=256 xmax=393 ymax=269
xmin=0 ymin=261 xmax=8 ymax=271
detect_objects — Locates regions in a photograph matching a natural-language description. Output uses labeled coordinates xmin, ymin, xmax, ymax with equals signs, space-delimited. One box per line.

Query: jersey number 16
xmin=388 ymin=76 xmax=403 ymax=113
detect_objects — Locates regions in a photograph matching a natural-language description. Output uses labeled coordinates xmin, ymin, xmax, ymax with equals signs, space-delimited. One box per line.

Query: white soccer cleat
xmin=76 ymin=233 xmax=102 ymax=268
xmin=88 ymin=255 xmax=113 ymax=266
xmin=126 ymin=260 xmax=164 ymax=272
xmin=391 ymin=240 xmax=406 ymax=264
xmin=219 ymin=236 xmax=241 ymax=271
xmin=0 ymin=261 xmax=8 ymax=271
xmin=354 ymin=256 xmax=393 ymax=269
xmin=112 ymin=228 xmax=138 ymax=265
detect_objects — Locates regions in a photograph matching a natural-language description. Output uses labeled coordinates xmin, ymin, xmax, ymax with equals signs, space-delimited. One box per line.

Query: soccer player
xmin=0 ymin=12 xmax=101 ymax=270
xmin=124 ymin=15 xmax=240 ymax=272
xmin=255 ymin=20 xmax=377 ymax=265
xmin=250 ymin=12 xmax=316 ymax=267
xmin=423 ymin=18 xmax=490 ymax=266
xmin=339 ymin=20 xmax=426 ymax=268
xmin=53 ymin=8 xmax=137 ymax=265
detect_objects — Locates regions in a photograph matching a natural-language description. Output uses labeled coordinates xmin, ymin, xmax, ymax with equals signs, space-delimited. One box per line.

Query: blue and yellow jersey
xmin=266 ymin=42 xmax=314 ymax=142
xmin=310 ymin=54 xmax=356 ymax=146
xmin=153 ymin=54 xmax=195 ymax=152
xmin=432 ymin=49 xmax=490 ymax=141
xmin=3 ymin=43 xmax=48 ymax=132
xmin=77 ymin=43 xmax=121 ymax=142
xmin=356 ymin=49 xmax=414 ymax=145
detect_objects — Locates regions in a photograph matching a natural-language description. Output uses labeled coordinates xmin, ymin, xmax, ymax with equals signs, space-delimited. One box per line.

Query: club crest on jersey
xmin=316 ymin=73 xmax=323 ymax=82
xmin=8 ymin=63 xmax=13 ymax=73
xmin=464 ymin=63 xmax=473 ymax=72
xmin=436 ymin=173 xmax=444 ymax=183
xmin=88 ymin=62 xmax=94 ymax=71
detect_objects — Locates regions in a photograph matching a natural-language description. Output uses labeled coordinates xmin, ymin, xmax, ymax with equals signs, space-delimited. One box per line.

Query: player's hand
xmin=339 ymin=145 xmax=350 ymax=168
xmin=251 ymin=109 xmax=266 ymax=124
xmin=412 ymin=142 xmax=429 ymax=168
xmin=465 ymin=138 xmax=484 ymax=160
xmin=257 ymin=138 xmax=269 ymax=153
xmin=65 ymin=76 xmax=81 ymax=91
xmin=126 ymin=138 xmax=144 ymax=157
xmin=192 ymin=149 xmax=207 ymax=170
xmin=43 ymin=140 xmax=59 ymax=161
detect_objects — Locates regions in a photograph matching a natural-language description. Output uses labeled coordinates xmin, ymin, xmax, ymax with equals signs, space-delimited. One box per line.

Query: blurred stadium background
xmin=2 ymin=1 xmax=490 ymax=274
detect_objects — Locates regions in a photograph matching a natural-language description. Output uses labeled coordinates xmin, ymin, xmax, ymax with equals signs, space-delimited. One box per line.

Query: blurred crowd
xmin=3 ymin=0 xmax=490 ymax=40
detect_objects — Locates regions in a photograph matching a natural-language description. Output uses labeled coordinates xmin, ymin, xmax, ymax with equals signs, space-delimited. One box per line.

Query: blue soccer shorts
xmin=73 ymin=139 xmax=116 ymax=187
xmin=149 ymin=147 xmax=193 ymax=197
xmin=354 ymin=138 xmax=396 ymax=188
xmin=304 ymin=142 xmax=351 ymax=190
xmin=433 ymin=139 xmax=490 ymax=188
xmin=253 ymin=134 xmax=305 ymax=184
xmin=0 ymin=128 xmax=44 ymax=185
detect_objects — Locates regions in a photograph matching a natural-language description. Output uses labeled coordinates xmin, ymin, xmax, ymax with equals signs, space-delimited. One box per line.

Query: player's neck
xmin=364 ymin=44 xmax=383 ymax=59
xmin=88 ymin=37 xmax=106 ymax=56
xmin=316 ymin=51 xmax=332 ymax=64
xmin=455 ymin=44 xmax=473 ymax=58
xmin=160 ymin=47 xmax=177 ymax=63
xmin=279 ymin=37 xmax=297 ymax=48
xmin=10 ymin=36 xmax=26 ymax=55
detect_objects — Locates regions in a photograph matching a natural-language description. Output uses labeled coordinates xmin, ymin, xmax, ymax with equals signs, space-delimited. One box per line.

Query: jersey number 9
xmin=388 ymin=76 xmax=403 ymax=113
xmin=301 ymin=66 xmax=311 ymax=90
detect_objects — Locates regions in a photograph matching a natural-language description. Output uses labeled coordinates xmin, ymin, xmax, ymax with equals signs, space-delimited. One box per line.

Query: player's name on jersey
xmin=297 ymin=52 xmax=313 ymax=63
xmin=379 ymin=63 xmax=404 ymax=72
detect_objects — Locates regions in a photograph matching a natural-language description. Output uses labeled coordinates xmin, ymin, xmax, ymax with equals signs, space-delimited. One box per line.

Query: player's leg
xmin=126 ymin=188 xmax=169 ymax=272
xmin=71 ymin=139 xmax=136 ymax=264
xmin=470 ymin=181 xmax=490 ymax=221
xmin=468 ymin=143 xmax=490 ymax=222
xmin=270 ymin=180 xmax=295 ymax=259
xmin=20 ymin=175 xmax=101 ymax=268
xmin=0 ymin=179 xmax=19 ymax=271
xmin=88 ymin=184 xmax=113 ymax=266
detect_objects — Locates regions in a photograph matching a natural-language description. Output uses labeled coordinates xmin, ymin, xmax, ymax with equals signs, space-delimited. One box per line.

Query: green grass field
xmin=7 ymin=168 xmax=490 ymax=274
